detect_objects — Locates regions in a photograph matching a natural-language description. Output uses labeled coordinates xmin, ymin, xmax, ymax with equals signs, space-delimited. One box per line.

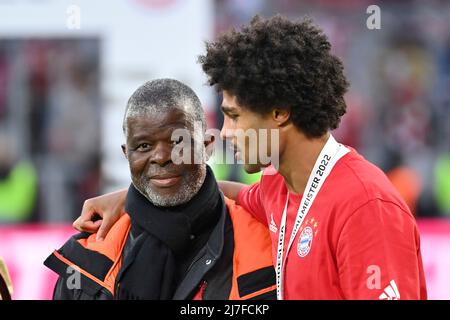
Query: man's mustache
xmin=145 ymin=165 xmax=184 ymax=179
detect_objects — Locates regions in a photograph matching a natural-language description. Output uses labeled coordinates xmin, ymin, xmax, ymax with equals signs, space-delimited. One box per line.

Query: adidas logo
xmin=269 ymin=213 xmax=278 ymax=233
xmin=378 ymin=280 xmax=400 ymax=300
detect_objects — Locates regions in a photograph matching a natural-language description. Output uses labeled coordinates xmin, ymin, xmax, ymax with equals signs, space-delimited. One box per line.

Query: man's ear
xmin=272 ymin=108 xmax=291 ymax=127
xmin=121 ymin=144 xmax=128 ymax=159
xmin=204 ymin=133 xmax=215 ymax=160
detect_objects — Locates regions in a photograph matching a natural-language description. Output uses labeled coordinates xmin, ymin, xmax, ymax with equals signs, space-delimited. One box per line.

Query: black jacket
xmin=44 ymin=195 xmax=276 ymax=300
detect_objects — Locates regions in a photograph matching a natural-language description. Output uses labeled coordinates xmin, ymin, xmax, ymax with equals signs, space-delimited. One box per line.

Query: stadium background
xmin=0 ymin=0 xmax=449 ymax=299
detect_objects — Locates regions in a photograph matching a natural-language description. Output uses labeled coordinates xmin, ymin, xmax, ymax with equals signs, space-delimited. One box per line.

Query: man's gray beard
xmin=133 ymin=165 xmax=207 ymax=207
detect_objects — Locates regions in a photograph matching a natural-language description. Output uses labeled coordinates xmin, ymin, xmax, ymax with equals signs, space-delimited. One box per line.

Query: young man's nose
xmin=220 ymin=118 xmax=234 ymax=141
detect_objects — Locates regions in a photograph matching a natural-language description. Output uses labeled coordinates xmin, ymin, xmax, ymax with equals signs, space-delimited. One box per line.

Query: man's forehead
xmin=222 ymin=90 xmax=236 ymax=103
xmin=221 ymin=91 xmax=241 ymax=111
xmin=125 ymin=109 xmax=194 ymax=134
xmin=127 ymin=106 xmax=187 ymax=122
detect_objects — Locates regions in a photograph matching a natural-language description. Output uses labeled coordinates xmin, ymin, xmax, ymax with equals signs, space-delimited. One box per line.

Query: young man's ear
xmin=204 ymin=133 xmax=215 ymax=161
xmin=272 ymin=108 xmax=291 ymax=127
xmin=121 ymin=144 xmax=128 ymax=159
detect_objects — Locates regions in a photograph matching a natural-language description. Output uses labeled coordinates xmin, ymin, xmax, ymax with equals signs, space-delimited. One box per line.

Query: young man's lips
xmin=150 ymin=176 xmax=182 ymax=187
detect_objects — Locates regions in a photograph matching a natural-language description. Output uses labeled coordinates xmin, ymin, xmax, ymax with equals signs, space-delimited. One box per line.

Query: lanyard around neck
xmin=275 ymin=135 xmax=349 ymax=300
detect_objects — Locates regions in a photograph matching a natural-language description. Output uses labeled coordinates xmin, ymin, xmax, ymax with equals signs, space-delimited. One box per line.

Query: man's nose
xmin=150 ymin=142 xmax=173 ymax=166
xmin=220 ymin=117 xmax=234 ymax=141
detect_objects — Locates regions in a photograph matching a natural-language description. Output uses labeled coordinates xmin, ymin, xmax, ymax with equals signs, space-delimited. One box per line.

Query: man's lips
xmin=149 ymin=175 xmax=182 ymax=187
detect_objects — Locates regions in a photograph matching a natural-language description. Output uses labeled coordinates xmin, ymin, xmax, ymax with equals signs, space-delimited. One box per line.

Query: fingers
xmin=73 ymin=199 xmax=103 ymax=232
xmin=73 ymin=215 xmax=96 ymax=232
xmin=72 ymin=216 xmax=83 ymax=231
xmin=96 ymin=216 xmax=116 ymax=242
xmin=73 ymin=191 xmax=127 ymax=241
xmin=73 ymin=216 xmax=101 ymax=232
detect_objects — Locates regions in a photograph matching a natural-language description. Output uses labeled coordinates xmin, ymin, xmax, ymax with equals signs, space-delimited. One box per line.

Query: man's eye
xmin=172 ymin=136 xmax=184 ymax=145
xmin=137 ymin=143 xmax=151 ymax=151
xmin=229 ymin=114 xmax=239 ymax=120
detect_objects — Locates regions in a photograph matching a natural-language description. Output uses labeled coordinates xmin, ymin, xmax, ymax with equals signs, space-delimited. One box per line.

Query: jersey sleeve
xmin=237 ymin=181 xmax=268 ymax=225
xmin=336 ymin=199 xmax=427 ymax=300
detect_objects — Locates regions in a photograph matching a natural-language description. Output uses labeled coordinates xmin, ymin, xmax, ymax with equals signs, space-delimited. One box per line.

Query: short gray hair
xmin=123 ymin=79 xmax=206 ymax=137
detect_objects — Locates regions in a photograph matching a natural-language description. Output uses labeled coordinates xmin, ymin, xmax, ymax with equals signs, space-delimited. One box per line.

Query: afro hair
xmin=199 ymin=15 xmax=349 ymax=137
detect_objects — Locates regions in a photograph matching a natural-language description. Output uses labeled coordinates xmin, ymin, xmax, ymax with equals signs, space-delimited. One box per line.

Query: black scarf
xmin=116 ymin=166 xmax=222 ymax=300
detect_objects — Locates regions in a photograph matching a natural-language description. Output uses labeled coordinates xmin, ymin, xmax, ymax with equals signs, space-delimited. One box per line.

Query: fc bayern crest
xmin=297 ymin=226 xmax=314 ymax=258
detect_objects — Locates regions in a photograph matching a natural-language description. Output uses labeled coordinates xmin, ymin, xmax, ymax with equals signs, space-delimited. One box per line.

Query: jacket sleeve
xmin=52 ymin=276 xmax=81 ymax=300
xmin=52 ymin=276 xmax=105 ymax=300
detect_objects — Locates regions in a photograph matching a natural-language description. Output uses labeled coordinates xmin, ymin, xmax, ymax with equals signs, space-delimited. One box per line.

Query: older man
xmin=44 ymin=79 xmax=275 ymax=300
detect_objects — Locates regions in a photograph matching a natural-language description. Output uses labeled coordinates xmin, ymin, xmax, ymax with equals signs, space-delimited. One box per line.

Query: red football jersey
xmin=238 ymin=147 xmax=427 ymax=300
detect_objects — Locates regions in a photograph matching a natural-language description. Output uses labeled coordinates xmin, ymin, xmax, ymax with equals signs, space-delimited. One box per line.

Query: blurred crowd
xmin=1 ymin=0 xmax=450 ymax=223
xmin=0 ymin=39 xmax=101 ymax=223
